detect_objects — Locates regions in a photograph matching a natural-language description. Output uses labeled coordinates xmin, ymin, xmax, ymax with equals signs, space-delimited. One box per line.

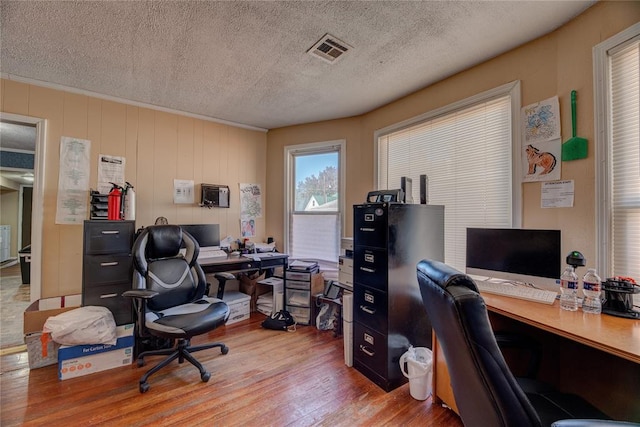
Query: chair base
xmin=136 ymin=337 xmax=229 ymax=393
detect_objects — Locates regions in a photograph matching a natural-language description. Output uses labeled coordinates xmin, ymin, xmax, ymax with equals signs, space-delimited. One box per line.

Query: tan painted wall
xmin=0 ymin=80 xmax=267 ymax=298
xmin=266 ymin=1 xmax=640 ymax=267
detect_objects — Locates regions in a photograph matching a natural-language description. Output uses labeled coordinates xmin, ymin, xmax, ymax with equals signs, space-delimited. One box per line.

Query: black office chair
xmin=124 ymin=225 xmax=230 ymax=393
xmin=416 ymin=259 xmax=636 ymax=427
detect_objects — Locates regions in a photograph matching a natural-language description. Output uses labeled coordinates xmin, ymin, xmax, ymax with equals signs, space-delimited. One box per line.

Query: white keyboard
xmin=475 ymin=280 xmax=558 ymax=305
xmin=198 ymin=249 xmax=228 ymax=260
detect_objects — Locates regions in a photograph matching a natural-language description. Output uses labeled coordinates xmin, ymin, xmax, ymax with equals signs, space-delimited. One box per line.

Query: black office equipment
xmin=400 ymin=177 xmax=413 ymax=203
xmin=201 ymin=184 xmax=229 ymax=208
xmin=419 ymin=174 xmax=428 ymax=204
xmin=417 ymin=259 xmax=617 ymax=427
xmin=353 ymin=202 xmax=444 ymax=391
xmin=124 ymin=225 xmax=230 ymax=393
xmin=466 ymin=228 xmax=561 ymax=290
xmin=179 ymin=224 xmax=220 ymax=248
xmin=366 ymin=189 xmax=404 ymax=203
xmin=82 ymin=220 xmax=135 ymax=325
xmin=602 ymin=278 xmax=640 ymax=319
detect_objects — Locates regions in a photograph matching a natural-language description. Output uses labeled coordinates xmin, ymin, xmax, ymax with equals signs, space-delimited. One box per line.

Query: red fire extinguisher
xmin=107 ymin=183 xmax=123 ymax=220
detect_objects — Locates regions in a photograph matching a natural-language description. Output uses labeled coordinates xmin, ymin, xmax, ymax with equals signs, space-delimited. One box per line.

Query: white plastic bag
xmin=43 ymin=306 xmax=117 ymax=346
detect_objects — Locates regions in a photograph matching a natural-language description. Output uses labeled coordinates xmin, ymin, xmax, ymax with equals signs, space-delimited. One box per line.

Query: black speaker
xmin=420 ymin=174 xmax=428 ymax=204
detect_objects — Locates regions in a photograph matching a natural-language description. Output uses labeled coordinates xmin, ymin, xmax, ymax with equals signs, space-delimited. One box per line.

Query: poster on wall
xmin=239 ymin=183 xmax=262 ymax=238
xmin=97 ymin=154 xmax=125 ymax=194
xmin=55 ymin=137 xmax=91 ymax=224
xmin=521 ymin=96 xmax=561 ymax=182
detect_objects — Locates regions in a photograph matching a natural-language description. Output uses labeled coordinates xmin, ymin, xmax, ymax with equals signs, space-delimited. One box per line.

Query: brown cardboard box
xmin=23 ymin=300 xmax=77 ymax=369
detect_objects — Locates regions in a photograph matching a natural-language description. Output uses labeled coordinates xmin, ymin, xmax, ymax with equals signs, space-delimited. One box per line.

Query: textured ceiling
xmin=1 ymin=1 xmax=596 ymax=130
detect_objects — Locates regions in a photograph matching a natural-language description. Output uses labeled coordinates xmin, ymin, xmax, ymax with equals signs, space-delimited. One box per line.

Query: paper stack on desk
xmin=288 ymin=260 xmax=318 ymax=271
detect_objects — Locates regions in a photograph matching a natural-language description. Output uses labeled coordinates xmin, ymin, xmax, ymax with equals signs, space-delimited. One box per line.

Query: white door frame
xmin=1 ymin=112 xmax=46 ymax=302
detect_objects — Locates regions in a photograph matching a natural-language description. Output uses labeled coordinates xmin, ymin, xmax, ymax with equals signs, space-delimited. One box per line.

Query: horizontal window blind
xmin=610 ymin=40 xmax=640 ymax=278
xmin=378 ymin=95 xmax=512 ymax=271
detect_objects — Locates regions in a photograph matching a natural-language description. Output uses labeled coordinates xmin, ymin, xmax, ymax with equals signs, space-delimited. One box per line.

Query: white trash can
xmin=399 ymin=346 xmax=433 ymax=400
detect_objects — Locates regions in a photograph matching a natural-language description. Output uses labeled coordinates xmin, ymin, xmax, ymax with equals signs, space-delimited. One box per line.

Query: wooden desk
xmin=198 ymin=252 xmax=288 ymax=275
xmin=433 ymin=294 xmax=640 ymax=421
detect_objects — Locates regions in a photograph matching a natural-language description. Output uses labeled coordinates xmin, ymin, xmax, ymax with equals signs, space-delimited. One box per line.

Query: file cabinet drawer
xmin=287 ymin=306 xmax=311 ymax=325
xmin=83 ymin=254 xmax=132 ymax=286
xmin=84 ymin=221 xmax=135 ymax=254
xmin=286 ymin=289 xmax=310 ymax=308
xmin=82 ymin=283 xmax=133 ymax=325
xmin=354 ymin=246 xmax=388 ymax=290
xmin=354 ymin=285 xmax=388 ymax=335
xmin=353 ymin=322 xmax=388 ymax=377
xmin=354 ymin=204 xmax=388 ymax=248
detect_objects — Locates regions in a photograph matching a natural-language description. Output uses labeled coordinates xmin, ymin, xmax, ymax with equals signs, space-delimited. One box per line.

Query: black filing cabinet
xmin=82 ymin=220 xmax=135 ymax=325
xmin=352 ymin=203 xmax=444 ymax=391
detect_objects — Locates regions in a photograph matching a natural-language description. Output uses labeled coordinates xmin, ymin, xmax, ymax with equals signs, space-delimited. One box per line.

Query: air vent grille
xmin=308 ymin=34 xmax=352 ymax=64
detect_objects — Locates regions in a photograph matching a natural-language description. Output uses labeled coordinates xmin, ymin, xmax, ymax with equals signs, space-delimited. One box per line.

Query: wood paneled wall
xmin=1 ymin=79 xmax=267 ymax=298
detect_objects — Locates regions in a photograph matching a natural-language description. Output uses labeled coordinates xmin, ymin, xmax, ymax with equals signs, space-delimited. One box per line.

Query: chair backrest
xmin=132 ymin=225 xmax=207 ymax=312
xmin=416 ymin=259 xmax=541 ymax=427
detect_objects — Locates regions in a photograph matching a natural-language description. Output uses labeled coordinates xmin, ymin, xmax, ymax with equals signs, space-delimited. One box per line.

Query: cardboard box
xmin=58 ymin=324 xmax=135 ymax=380
xmin=23 ymin=300 xmax=79 ymax=369
xmin=223 ymin=291 xmax=251 ymax=325
xmin=23 ymin=300 xmax=79 ymax=336
xmin=25 ymin=332 xmax=61 ymax=369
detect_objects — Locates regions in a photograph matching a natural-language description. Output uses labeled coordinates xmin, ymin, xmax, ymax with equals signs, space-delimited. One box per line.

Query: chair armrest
xmin=122 ymin=290 xmax=159 ymax=299
xmin=552 ymin=420 xmax=640 ymax=427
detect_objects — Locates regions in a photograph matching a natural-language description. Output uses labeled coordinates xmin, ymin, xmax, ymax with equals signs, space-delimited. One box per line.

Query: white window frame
xmin=373 ymin=81 xmax=522 ymax=269
xmin=594 ymin=22 xmax=640 ymax=278
xmin=283 ymin=140 xmax=346 ymax=262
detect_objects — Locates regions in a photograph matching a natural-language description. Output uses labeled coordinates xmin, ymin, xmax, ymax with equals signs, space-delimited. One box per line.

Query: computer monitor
xmin=465 ymin=228 xmax=561 ymax=290
xmin=179 ymin=224 xmax=220 ymax=248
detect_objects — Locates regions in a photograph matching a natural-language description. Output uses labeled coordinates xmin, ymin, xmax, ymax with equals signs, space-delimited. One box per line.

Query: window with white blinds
xmin=377 ymin=83 xmax=520 ymax=271
xmin=595 ymin=27 xmax=640 ymax=280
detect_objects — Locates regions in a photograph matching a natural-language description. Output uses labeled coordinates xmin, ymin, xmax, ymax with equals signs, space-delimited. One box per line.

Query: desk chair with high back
xmin=124 ymin=225 xmax=230 ymax=393
xmin=416 ymin=259 xmax=637 ymax=427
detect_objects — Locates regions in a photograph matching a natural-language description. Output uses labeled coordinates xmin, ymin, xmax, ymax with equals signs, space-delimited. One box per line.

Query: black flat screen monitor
xmin=180 ymin=224 xmax=220 ymax=248
xmin=466 ymin=228 xmax=561 ymax=290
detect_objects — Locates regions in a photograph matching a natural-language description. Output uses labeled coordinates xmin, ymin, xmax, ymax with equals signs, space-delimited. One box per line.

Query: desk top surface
xmin=198 ymin=252 xmax=288 ymax=267
xmin=482 ymin=293 xmax=640 ymax=364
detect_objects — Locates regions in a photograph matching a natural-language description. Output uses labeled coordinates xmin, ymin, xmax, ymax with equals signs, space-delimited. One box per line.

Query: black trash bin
xmin=18 ymin=244 xmax=31 ymax=284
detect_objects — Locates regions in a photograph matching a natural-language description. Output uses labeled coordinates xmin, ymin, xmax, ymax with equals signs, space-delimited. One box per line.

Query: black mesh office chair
xmin=416 ymin=259 xmax=636 ymax=427
xmin=124 ymin=225 xmax=230 ymax=393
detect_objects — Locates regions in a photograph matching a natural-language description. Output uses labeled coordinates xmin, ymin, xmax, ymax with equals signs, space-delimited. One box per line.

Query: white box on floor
xmin=223 ymin=291 xmax=251 ymax=325
xmin=58 ymin=324 xmax=135 ymax=380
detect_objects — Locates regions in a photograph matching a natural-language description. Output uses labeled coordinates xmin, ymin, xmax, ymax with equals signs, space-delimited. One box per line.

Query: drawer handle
xmin=360 ymin=267 xmax=375 ymax=273
xmin=360 ymin=345 xmax=375 ymax=357
xmin=100 ymin=293 xmax=118 ymax=299
xmin=101 ymin=230 xmax=120 ymax=235
xmin=360 ymin=305 xmax=376 ymax=315
xmin=100 ymin=261 xmax=119 ymax=267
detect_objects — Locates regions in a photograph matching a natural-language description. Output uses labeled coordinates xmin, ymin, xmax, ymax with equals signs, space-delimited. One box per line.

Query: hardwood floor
xmin=0 ymin=313 xmax=463 ymax=426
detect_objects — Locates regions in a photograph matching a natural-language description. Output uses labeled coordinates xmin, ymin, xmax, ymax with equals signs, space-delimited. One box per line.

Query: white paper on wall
xmin=55 ymin=137 xmax=91 ymax=224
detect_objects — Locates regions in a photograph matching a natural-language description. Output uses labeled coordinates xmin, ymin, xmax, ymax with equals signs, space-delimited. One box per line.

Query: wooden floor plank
xmin=0 ymin=313 xmax=463 ymax=426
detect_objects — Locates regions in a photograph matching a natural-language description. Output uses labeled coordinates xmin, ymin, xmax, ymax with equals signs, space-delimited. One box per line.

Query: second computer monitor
xmin=180 ymin=224 xmax=220 ymax=248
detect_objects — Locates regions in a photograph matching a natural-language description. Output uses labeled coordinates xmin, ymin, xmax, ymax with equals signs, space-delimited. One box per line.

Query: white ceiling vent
xmin=307 ymin=34 xmax=352 ymax=64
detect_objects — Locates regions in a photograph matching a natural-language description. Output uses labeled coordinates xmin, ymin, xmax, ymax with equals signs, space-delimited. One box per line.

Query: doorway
xmin=0 ymin=114 xmax=45 ymax=351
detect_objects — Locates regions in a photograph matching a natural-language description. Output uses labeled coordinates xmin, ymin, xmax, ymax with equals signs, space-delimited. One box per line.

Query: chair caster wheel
xmin=201 ymin=372 xmax=211 ymax=382
xmin=221 ymin=345 xmax=229 ymax=355
xmin=137 ymin=358 xmax=145 ymax=367
xmin=139 ymin=382 xmax=150 ymax=393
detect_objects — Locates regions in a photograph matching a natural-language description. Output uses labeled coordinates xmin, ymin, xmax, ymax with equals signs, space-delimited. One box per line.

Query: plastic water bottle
xmin=560 ymin=266 xmax=579 ymax=311
xmin=582 ymin=268 xmax=602 ymax=314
